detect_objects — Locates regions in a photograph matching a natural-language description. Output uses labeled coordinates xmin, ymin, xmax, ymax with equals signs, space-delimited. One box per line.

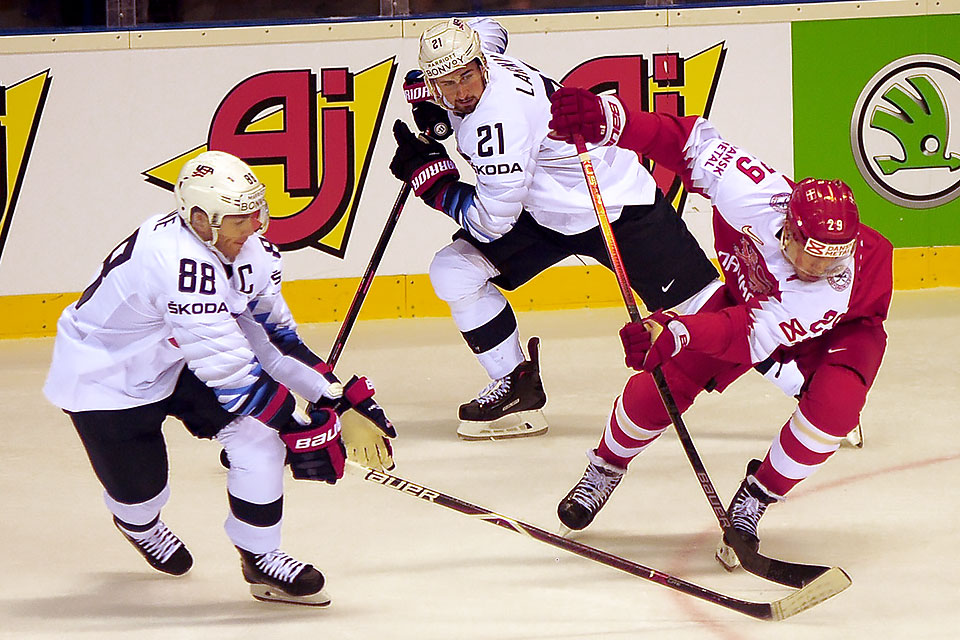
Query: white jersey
xmin=44 ymin=212 xmax=334 ymax=412
xmin=444 ymin=18 xmax=657 ymax=242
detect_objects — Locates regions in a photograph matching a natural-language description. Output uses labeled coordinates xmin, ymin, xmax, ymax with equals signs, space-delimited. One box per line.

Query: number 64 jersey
xmin=44 ymin=211 xmax=331 ymax=413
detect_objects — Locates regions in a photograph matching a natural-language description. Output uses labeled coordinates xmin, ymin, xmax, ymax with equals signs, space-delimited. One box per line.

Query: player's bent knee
xmin=429 ymin=241 xmax=497 ymax=302
xmin=218 ymin=416 xmax=286 ymax=472
xmin=798 ymin=365 xmax=868 ymax=438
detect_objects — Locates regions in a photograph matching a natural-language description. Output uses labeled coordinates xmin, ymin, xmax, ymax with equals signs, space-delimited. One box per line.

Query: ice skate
xmin=456 ymin=337 xmax=548 ymax=441
xmin=114 ymin=516 xmax=193 ymax=576
xmin=238 ymin=547 xmax=331 ymax=606
xmin=557 ymin=449 xmax=625 ymax=532
xmin=842 ymin=423 xmax=864 ymax=448
xmin=716 ymin=459 xmax=778 ymax=571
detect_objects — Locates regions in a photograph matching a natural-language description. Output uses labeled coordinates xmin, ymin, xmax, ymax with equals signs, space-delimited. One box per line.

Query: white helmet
xmin=174 ymin=150 xmax=269 ymax=248
xmin=418 ymin=18 xmax=488 ymax=106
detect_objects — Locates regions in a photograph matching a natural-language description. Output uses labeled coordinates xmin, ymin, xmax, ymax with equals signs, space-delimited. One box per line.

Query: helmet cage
xmin=418 ymin=18 xmax=488 ymax=109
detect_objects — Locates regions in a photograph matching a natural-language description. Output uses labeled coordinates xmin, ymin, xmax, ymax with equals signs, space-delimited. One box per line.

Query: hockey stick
xmin=571 ymin=135 xmax=840 ymax=589
xmin=348 ymin=462 xmax=850 ymax=621
xmin=326 ymin=183 xmax=411 ymax=368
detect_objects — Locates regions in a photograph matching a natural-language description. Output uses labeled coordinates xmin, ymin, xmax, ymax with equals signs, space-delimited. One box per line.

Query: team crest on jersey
xmin=0 ymin=71 xmax=51 ymax=263
xmin=143 ymin=60 xmax=396 ymax=258
xmin=828 ymin=268 xmax=852 ymax=291
xmin=769 ymin=192 xmax=791 ymax=213
xmin=560 ymin=43 xmax=726 ymax=214
xmin=733 ymin=238 xmax=775 ymax=296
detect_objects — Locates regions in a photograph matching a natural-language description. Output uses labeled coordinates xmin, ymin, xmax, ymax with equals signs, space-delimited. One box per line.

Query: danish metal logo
xmin=0 ymin=71 xmax=51 ymax=260
xmin=851 ymin=55 xmax=960 ymax=209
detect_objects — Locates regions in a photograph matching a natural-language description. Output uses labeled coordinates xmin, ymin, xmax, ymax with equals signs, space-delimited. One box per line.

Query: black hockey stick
xmin=349 ymin=462 xmax=850 ymax=621
xmin=326 ymin=182 xmax=411 ymax=368
xmin=572 ymin=135 xmax=839 ymax=589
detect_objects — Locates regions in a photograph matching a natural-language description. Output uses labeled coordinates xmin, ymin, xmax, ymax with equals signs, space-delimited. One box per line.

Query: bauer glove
xmin=278 ymin=407 xmax=346 ymax=484
xmin=403 ymin=69 xmax=453 ymax=140
xmin=549 ymin=87 xmax=626 ymax=147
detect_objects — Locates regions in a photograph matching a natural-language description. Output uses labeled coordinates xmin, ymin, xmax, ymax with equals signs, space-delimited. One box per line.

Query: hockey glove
xmin=389 ymin=119 xmax=459 ymax=208
xmin=619 ymin=311 xmax=690 ymax=372
xmin=548 ymin=87 xmax=625 ymax=147
xmin=340 ymin=375 xmax=397 ymax=438
xmin=341 ymin=409 xmax=395 ymax=471
xmin=278 ymin=407 xmax=346 ymax=483
xmin=403 ymin=69 xmax=453 ymax=141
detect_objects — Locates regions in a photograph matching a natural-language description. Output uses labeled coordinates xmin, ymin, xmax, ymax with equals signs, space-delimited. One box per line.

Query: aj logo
xmin=144 ymin=60 xmax=395 ymax=257
xmin=561 ymin=43 xmax=726 ymax=214
xmin=0 ymin=71 xmax=51 ymax=261
xmin=851 ymin=54 xmax=960 ymax=208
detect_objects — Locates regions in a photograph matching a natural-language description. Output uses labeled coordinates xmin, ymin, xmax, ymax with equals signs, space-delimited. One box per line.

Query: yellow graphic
xmin=1 ymin=71 xmax=51 ymax=253
xmin=144 ymin=59 xmax=394 ymax=254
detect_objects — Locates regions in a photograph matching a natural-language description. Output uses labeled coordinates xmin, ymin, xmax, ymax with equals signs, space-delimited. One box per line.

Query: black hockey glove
xmin=340 ymin=374 xmax=397 ymax=438
xmin=278 ymin=407 xmax=346 ymax=484
xmin=403 ymin=69 xmax=453 ymax=140
xmin=389 ymin=119 xmax=460 ymax=209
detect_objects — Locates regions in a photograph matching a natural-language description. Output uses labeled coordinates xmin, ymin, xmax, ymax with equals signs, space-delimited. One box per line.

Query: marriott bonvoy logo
xmin=851 ymin=54 xmax=960 ymax=209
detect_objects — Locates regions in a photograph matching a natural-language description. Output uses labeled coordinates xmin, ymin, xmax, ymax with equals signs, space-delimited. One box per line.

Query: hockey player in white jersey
xmin=44 ymin=151 xmax=396 ymax=606
xmin=390 ymin=17 xmax=720 ymax=440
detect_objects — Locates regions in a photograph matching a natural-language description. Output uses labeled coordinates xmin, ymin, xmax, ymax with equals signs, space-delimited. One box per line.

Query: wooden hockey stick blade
xmin=346 ymin=462 xmax=850 ymax=621
xmin=768 ymin=567 xmax=852 ymax=621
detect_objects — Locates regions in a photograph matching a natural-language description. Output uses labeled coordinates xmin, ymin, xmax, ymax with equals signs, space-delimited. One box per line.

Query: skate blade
xmin=842 ymin=424 xmax=864 ymax=449
xmin=457 ymin=410 xmax=548 ymax=441
xmin=715 ymin=538 xmax=740 ymax=572
xmin=249 ymin=584 xmax=331 ymax=607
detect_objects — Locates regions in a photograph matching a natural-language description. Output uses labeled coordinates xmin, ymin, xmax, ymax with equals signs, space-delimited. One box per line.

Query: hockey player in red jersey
xmin=44 ymin=151 xmax=395 ymax=605
xmin=547 ymin=87 xmax=892 ymax=568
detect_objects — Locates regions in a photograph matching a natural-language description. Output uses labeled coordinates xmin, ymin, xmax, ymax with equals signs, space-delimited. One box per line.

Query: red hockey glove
xmin=403 ymin=69 xmax=453 ymax=140
xmin=548 ymin=87 xmax=626 ymax=146
xmin=640 ymin=311 xmax=691 ymax=372
xmin=279 ymin=407 xmax=346 ymax=484
xmin=618 ymin=321 xmax=652 ymax=371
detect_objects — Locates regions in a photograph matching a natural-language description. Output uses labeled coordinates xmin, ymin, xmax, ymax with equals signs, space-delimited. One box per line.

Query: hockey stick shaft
xmin=326 ymin=183 xmax=411 ymax=368
xmin=572 ymin=136 xmax=833 ymax=589
xmin=348 ymin=462 xmax=848 ymax=621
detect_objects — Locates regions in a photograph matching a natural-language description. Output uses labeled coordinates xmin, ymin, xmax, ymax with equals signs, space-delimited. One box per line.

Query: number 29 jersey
xmin=44 ymin=211 xmax=327 ymax=413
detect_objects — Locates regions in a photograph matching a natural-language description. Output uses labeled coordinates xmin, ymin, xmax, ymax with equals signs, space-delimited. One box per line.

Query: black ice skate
xmin=114 ymin=516 xmax=193 ymax=576
xmin=456 ymin=336 xmax=548 ymax=440
xmin=716 ymin=459 xmax=778 ymax=571
xmin=557 ymin=449 xmax=626 ymax=532
xmin=238 ymin=547 xmax=331 ymax=606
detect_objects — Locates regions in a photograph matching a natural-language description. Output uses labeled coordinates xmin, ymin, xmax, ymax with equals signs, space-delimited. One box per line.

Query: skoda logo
xmin=851 ymin=54 xmax=960 ymax=209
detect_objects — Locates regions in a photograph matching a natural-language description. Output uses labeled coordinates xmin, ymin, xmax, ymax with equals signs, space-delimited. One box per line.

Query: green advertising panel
xmin=793 ymin=15 xmax=960 ymax=248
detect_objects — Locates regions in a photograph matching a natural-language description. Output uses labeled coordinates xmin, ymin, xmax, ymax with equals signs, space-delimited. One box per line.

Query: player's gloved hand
xmin=389 ymin=120 xmax=459 ymax=205
xmin=340 ymin=375 xmax=397 ymax=438
xmin=618 ymin=321 xmax=652 ymax=371
xmin=548 ymin=87 xmax=626 ymax=147
xmin=641 ymin=311 xmax=690 ymax=371
xmin=403 ymin=69 xmax=453 ymax=140
xmin=278 ymin=407 xmax=346 ymax=484
xmin=341 ymin=410 xmax=395 ymax=471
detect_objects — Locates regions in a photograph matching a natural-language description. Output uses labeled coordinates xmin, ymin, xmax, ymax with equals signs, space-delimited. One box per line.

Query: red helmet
xmin=781 ymin=179 xmax=860 ymax=280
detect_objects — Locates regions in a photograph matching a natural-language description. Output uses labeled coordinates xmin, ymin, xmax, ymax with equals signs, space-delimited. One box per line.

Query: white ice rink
xmin=2 ymin=288 xmax=958 ymax=639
